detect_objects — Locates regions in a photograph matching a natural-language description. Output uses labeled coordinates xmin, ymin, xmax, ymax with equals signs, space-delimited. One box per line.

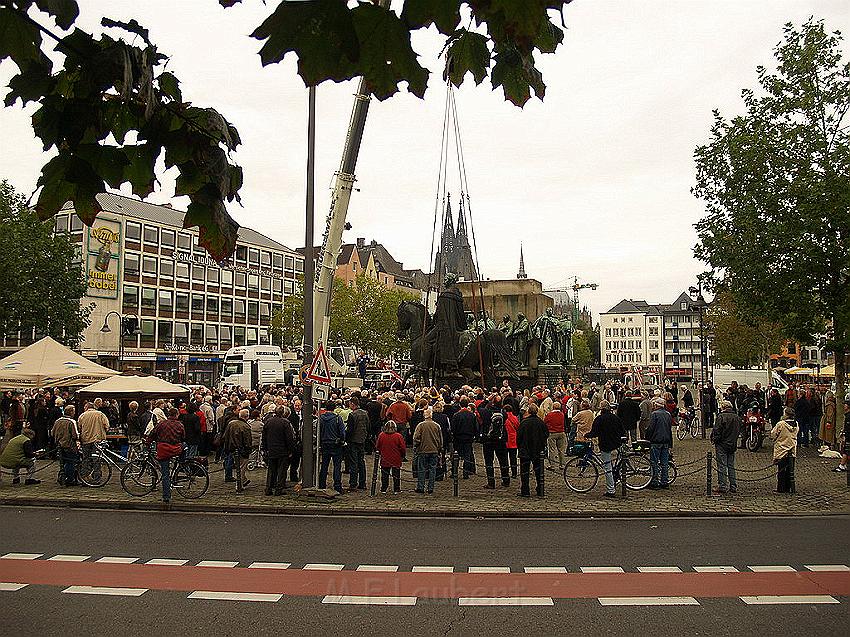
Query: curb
xmin=2 ymin=497 xmax=848 ymax=519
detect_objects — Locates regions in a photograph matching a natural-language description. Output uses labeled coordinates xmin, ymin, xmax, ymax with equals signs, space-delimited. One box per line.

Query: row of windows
xmin=604 ymin=327 xmax=643 ymax=338
xmin=123 ymin=285 xmax=279 ymax=321
xmin=606 ymin=352 xmax=643 ymax=364
xmin=130 ymin=320 xmax=270 ymax=348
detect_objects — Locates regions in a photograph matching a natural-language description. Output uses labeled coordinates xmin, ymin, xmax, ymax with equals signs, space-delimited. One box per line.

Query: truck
xmin=218 ymin=345 xmax=297 ymax=389
xmin=711 ymin=368 xmax=789 ymax=392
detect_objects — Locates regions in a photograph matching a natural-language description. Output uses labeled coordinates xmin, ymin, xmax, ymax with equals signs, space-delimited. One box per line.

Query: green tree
xmin=574 ymin=316 xmax=599 ymax=364
xmin=1 ymin=1 xmax=573 ymax=258
xmin=0 ymin=179 xmax=91 ymax=345
xmin=693 ymin=19 xmax=850 ymax=434
xmin=571 ymin=330 xmax=591 ymax=370
xmin=704 ymin=289 xmax=785 ymax=368
xmin=270 ymin=280 xmax=304 ymax=348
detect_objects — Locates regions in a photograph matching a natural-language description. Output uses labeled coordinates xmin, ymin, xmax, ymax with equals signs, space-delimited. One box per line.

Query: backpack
xmin=488 ymin=412 xmax=507 ymax=443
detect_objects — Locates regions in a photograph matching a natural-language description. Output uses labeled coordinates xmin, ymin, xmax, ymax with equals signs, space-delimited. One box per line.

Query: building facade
xmin=50 ymin=193 xmax=303 ymax=386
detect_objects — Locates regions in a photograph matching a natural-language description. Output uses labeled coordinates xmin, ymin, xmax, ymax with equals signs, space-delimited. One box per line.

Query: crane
xmin=570 ymin=277 xmax=598 ymax=325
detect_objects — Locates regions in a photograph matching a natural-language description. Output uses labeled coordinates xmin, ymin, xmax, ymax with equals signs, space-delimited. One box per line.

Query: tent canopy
xmin=0 ymin=336 xmax=118 ymax=389
xmin=784 ymin=366 xmax=813 ymax=375
xmin=818 ymin=364 xmax=835 ymax=378
xmin=77 ymin=374 xmax=191 ymax=399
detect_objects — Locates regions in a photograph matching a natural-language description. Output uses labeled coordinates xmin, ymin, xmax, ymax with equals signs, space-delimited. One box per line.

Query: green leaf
xmin=444 ymin=29 xmax=490 ymax=86
xmin=122 ymin=144 xmax=158 ymax=198
xmin=184 ymin=196 xmax=239 ymax=262
xmin=34 ymin=155 xmax=76 ymax=219
xmin=401 ymin=0 xmax=461 ymax=35
xmin=490 ymin=47 xmax=544 ymax=106
xmin=0 ymin=7 xmax=44 ymax=66
xmin=175 ymin=163 xmax=208 ymax=197
xmin=5 ymin=61 xmax=55 ymax=106
xmin=34 ymin=0 xmax=80 ymax=30
xmin=74 ymin=143 xmax=129 ymax=188
xmin=157 ymin=71 xmax=182 ymax=102
xmin=534 ymin=18 xmax=564 ymax=54
xmin=101 ymin=17 xmax=151 ymax=45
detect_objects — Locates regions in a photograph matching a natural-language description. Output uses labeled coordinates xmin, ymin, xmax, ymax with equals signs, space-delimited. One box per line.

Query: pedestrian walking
xmin=711 ymin=400 xmax=740 ymax=494
xmin=771 ymin=407 xmax=799 ymax=493
xmin=375 ymin=421 xmax=406 ymax=494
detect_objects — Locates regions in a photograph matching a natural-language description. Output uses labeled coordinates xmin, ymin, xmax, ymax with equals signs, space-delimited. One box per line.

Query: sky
xmin=1 ymin=0 xmax=849 ymax=319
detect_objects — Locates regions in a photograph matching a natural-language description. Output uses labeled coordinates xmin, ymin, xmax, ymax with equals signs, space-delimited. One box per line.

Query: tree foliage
xmin=704 ymin=289 xmax=785 ymax=368
xmin=571 ymin=329 xmax=591 ymax=370
xmin=693 ymin=19 xmax=850 ymax=429
xmin=271 ymin=275 xmax=419 ymax=358
xmin=0 ymin=179 xmax=91 ymax=346
xmin=2 ymin=1 xmax=573 ymax=259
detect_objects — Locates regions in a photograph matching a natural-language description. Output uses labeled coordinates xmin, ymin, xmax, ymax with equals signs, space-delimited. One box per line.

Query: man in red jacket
xmin=147 ymin=408 xmax=185 ymax=505
xmin=544 ymin=402 xmax=567 ymax=470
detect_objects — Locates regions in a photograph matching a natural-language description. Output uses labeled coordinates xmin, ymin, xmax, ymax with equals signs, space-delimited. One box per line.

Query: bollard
xmin=621 ymin=451 xmax=627 ymax=498
xmin=235 ymin=453 xmax=243 ymax=493
xmin=539 ymin=450 xmax=545 ymax=498
xmin=452 ymin=452 xmax=459 ymax=498
xmin=788 ymin=455 xmax=796 ymax=495
xmin=705 ymin=451 xmax=712 ymax=496
xmin=370 ymin=451 xmax=380 ymax=496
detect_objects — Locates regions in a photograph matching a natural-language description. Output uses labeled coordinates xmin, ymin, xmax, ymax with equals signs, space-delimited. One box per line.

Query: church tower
xmin=517 ymin=243 xmax=527 ymax=279
xmin=433 ymin=195 xmax=455 ymax=288
xmin=452 ymin=198 xmax=477 ymax=282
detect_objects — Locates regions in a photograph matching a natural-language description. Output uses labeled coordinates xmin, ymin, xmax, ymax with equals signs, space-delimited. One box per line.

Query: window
xmin=234 ymin=299 xmax=246 ymax=320
xmin=247 ymin=327 xmax=258 ymax=345
xmin=273 ymin=253 xmax=283 ymax=270
xmin=787 ymin=343 xmax=797 ymax=354
xmin=284 ymin=280 xmax=294 ymax=294
xmin=176 ymin=262 xmax=189 ymax=280
xmin=261 ymin=251 xmax=271 ymax=268
xmin=649 ymin=339 xmax=659 ymax=349
xmin=192 ymin=264 xmax=205 ymax=282
xmin=285 ymin=255 xmax=294 ymax=270
xmin=650 ymin=353 xmax=659 ymax=362
xmin=606 ymin=354 xmax=611 ymax=363
xmin=260 ymin=302 xmax=270 ymax=319
xmin=54 ymin=215 xmax=69 ymax=233
xmin=248 ymin=273 xmax=259 ymax=289
xmin=125 ymin=253 xmax=140 ymax=275
xmin=235 ymin=245 xmax=247 ymax=262
xmin=190 ymin=323 xmax=203 ymax=344
xmin=235 ymin=271 xmax=246 ymax=288
xmin=160 ymin=229 xmax=175 ymax=248
xmin=635 ymin=327 xmax=642 ymax=336
xmin=220 ymin=325 xmax=231 ymax=343
xmin=221 ymin=269 xmax=233 ymax=286
xmin=175 ymin=292 xmax=189 ymax=312
xmin=143 ymin=225 xmax=158 ymax=245
xmin=160 ymin=258 xmax=174 ymax=278
xmin=158 ymin=320 xmax=173 ymax=342
xmin=174 ymin=322 xmax=188 ymax=344
xmin=140 ymin=319 xmax=155 ymax=337
xmin=177 ymin=233 xmax=191 ymax=250
xmin=248 ymin=301 xmax=259 ymax=321
xmin=649 ymin=327 xmax=658 ymax=336
xmin=142 ymin=256 xmax=157 ymax=276
xmin=191 ymin=294 xmax=204 ymax=312
xmin=70 ymin=215 xmax=83 ymax=231
xmin=207 ymin=296 xmax=219 ymax=315
xmin=205 ymin=324 xmax=218 ymax=345
xmin=206 ymin=268 xmax=219 ymax=285
xmin=123 ymin=285 xmax=138 ymax=308
xmin=628 ymin=317 xmax=633 ymax=322
xmin=220 ymin=298 xmax=232 ymax=320
xmin=272 ymin=278 xmax=282 ymax=293
xmin=141 ymin=287 xmax=156 ymax=309
xmin=158 ymin=290 xmax=173 ymax=311
xmin=126 ymin=221 xmax=141 ymax=241
xmin=234 ymin=326 xmax=245 ymax=346
xmin=627 ymin=328 xmax=634 ymax=337
xmin=248 ymin=248 xmax=259 ymax=265
xmin=613 ymin=318 xmax=618 ymax=323
xmin=649 ymin=317 xmax=657 ymax=323
xmin=260 ymin=276 xmax=271 ymax=292
xmin=259 ymin=328 xmax=269 ymax=345
xmin=295 ymin=259 xmax=303 ymax=273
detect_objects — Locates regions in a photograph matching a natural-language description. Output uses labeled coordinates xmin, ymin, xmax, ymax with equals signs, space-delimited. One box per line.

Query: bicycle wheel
xmin=173 ymin=461 xmax=209 ymax=499
xmin=622 ymin=454 xmax=653 ymax=490
xmin=120 ymin=459 xmax=157 ymax=497
xmin=563 ymin=456 xmax=599 ymax=493
xmin=689 ymin=418 xmax=700 ymax=438
xmin=668 ymin=461 xmax=678 ymax=485
xmin=78 ymin=457 xmax=112 ymax=487
xmin=676 ymin=424 xmax=687 ymax=441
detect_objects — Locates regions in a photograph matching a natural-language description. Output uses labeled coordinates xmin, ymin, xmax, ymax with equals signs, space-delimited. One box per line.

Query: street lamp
xmin=100 ymin=312 xmax=140 ymax=372
xmin=688 ymin=282 xmax=707 ymax=385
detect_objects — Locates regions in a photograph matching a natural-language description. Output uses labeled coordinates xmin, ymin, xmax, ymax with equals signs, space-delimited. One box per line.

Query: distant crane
xmin=571 ymin=277 xmax=599 ymax=325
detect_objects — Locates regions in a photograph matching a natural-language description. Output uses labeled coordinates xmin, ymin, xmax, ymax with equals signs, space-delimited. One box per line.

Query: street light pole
xmin=100 ymin=311 xmax=123 ymax=372
xmin=301 ymin=85 xmax=317 ymax=489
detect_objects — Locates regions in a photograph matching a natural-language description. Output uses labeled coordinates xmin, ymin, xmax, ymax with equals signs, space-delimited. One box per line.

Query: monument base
xmin=536 ymin=363 xmax=568 ymax=387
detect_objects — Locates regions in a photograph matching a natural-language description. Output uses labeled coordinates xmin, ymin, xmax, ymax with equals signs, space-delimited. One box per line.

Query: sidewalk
xmin=1 ymin=438 xmax=848 ymax=517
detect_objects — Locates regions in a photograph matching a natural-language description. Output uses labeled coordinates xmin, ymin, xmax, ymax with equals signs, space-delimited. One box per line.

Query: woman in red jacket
xmin=375 ymin=421 xmax=406 ymax=494
xmin=504 ymin=405 xmax=520 ymax=478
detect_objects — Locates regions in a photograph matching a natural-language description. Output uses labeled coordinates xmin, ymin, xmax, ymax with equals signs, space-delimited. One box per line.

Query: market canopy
xmin=818 ymin=364 xmax=835 ymax=377
xmin=784 ymin=366 xmax=813 ymax=375
xmin=0 ymin=336 xmax=118 ymax=389
xmin=77 ymin=374 xmax=191 ymax=400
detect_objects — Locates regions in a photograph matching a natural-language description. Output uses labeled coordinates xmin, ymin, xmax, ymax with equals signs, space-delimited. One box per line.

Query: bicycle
xmin=676 ymin=408 xmax=699 ymax=440
xmin=71 ymin=440 xmax=143 ymax=488
xmin=563 ymin=437 xmax=652 ymax=493
xmin=246 ymin=447 xmax=266 ymax=472
xmin=120 ymin=447 xmax=209 ymax=499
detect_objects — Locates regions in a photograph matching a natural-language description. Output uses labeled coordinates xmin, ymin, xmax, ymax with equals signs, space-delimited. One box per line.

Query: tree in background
xmin=0 ymin=179 xmax=91 ymax=346
xmin=571 ymin=330 xmax=592 ymax=371
xmin=271 ymin=280 xmax=304 ymax=349
xmin=574 ymin=316 xmax=600 ymax=365
xmin=693 ymin=19 xmax=850 ymax=435
xmin=705 ymin=289 xmax=786 ymax=369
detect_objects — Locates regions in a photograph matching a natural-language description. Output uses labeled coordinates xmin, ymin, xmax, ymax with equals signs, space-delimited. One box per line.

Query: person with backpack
xmin=482 ymin=402 xmax=510 ymax=489
xmin=412 ymin=407 xmax=442 ymax=494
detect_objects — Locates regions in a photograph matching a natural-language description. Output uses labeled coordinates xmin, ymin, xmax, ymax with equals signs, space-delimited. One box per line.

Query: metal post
xmin=301 ymin=86 xmax=316 ymax=488
xmin=539 ymin=450 xmax=545 ymax=498
xmin=236 ymin=454 xmax=243 ymax=493
xmin=370 ymin=451 xmax=380 ymax=496
xmin=706 ymin=451 xmax=712 ymax=496
xmin=451 ymin=451 xmax=459 ymax=497
xmin=788 ymin=455 xmax=796 ymax=495
xmin=621 ymin=451 xmax=627 ymax=498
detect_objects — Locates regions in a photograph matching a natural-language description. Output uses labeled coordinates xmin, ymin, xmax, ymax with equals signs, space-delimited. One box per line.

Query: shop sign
xmin=189 ymin=357 xmax=222 ymax=363
xmin=171 ymin=250 xmax=281 ymax=279
xmin=162 ymin=343 xmax=214 ymax=352
xmin=86 ymin=220 xmax=121 ymax=299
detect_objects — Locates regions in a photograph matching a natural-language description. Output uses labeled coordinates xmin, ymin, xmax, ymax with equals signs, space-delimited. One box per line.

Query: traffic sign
xmin=299 ymin=364 xmax=312 ymax=385
xmin=312 ymin=384 xmax=329 ymax=401
xmin=306 ymin=342 xmax=332 ymax=385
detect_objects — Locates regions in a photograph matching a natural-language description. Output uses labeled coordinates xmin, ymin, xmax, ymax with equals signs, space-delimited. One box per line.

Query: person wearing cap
xmin=646 ymin=397 xmax=673 ymax=489
xmin=586 ymin=400 xmax=625 ymax=497
xmin=771 ymin=406 xmax=799 ymax=493
xmin=711 ymin=400 xmax=741 ymax=494
xmin=0 ymin=427 xmax=40 ymax=485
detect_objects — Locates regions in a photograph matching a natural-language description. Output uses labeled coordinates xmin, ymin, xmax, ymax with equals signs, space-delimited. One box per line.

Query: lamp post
xmin=100 ymin=312 xmax=140 ymax=372
xmin=688 ymin=282 xmax=707 ymax=384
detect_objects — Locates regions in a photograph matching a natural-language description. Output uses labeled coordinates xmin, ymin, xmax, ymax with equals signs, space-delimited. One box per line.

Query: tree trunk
xmin=835 ymin=346 xmax=845 ymax=445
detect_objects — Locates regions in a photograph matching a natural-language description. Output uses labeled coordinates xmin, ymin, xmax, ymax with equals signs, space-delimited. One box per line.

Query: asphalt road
xmin=0 ymin=507 xmax=847 ymax=636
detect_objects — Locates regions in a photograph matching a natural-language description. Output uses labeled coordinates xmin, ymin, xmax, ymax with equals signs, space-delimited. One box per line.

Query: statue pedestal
xmin=536 ymin=364 xmax=567 ymax=387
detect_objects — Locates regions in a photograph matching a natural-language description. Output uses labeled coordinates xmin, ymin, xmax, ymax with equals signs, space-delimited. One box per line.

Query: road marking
xmin=468 ymin=566 xmax=511 ymax=573
xmin=303 ymin=563 xmax=344 ymax=571
xmin=748 ymin=565 xmax=796 ymax=572
xmin=0 ymin=583 xmax=28 ymax=591
xmin=248 ymin=562 xmax=291 ymax=569
xmin=48 ymin=555 xmax=90 ymax=562
xmin=197 ymin=561 xmax=239 ymax=568
xmin=188 ymin=591 xmax=282 ymax=602
xmin=96 ymin=557 xmax=139 ymax=564
xmin=145 ymin=559 xmax=188 ymax=566
xmin=459 ymin=597 xmax=554 ymax=606
xmin=524 ymin=567 xmax=567 ymax=574
xmin=580 ymin=566 xmax=624 ymax=573
xmin=599 ymin=597 xmax=699 ymax=606
xmin=637 ymin=567 xmax=682 ymax=573
xmin=322 ymin=595 xmax=416 ymax=605
xmin=0 ymin=553 xmax=42 ymax=560
xmin=62 ymin=586 xmax=147 ymax=597
xmin=804 ymin=564 xmax=850 ymax=572
xmin=740 ymin=595 xmax=839 ymax=605
xmin=693 ymin=566 xmax=738 ymax=573
xmin=356 ymin=565 xmax=398 ymax=572
xmin=411 ymin=566 xmax=454 ymax=573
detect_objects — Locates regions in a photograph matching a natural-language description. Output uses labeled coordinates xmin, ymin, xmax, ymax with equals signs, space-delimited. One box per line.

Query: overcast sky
xmin=1 ymin=0 xmax=848 ymax=318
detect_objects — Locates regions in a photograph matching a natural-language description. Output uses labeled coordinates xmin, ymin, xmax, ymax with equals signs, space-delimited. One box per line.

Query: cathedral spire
xmin=440 ymin=194 xmax=455 ymax=253
xmin=455 ymin=197 xmax=469 ymax=247
xmin=517 ymin=243 xmax=527 ymax=279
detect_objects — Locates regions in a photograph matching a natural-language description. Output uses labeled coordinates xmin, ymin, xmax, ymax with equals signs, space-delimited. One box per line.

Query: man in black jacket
xmin=262 ymin=405 xmax=296 ymax=495
xmin=587 ymin=401 xmax=625 ymax=497
xmin=646 ymin=398 xmax=673 ymax=489
xmin=616 ymin=393 xmax=641 ymax=443
xmin=346 ymin=397 xmax=370 ymax=491
xmin=711 ymin=400 xmax=740 ymax=494
xmin=517 ymin=406 xmax=548 ymax=497
xmin=451 ymin=397 xmax=479 ymax=478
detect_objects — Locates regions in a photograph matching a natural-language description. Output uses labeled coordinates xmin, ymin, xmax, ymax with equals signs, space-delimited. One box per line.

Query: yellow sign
xmin=90 ymin=227 xmax=120 ymax=244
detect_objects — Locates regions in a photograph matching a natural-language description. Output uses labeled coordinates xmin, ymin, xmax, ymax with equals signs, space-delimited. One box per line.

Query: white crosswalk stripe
xmin=197 ymin=561 xmax=239 ymax=568
xmin=740 ymin=595 xmax=839 ymax=605
xmin=804 ymin=564 xmax=850 ymax=572
xmin=0 ymin=553 xmax=42 ymax=560
xmin=524 ymin=567 xmax=568 ymax=574
xmin=145 ymin=559 xmax=188 ymax=566
xmin=0 ymin=583 xmax=28 ymax=591
xmin=356 ymin=565 xmax=398 ymax=572
xmin=303 ymin=563 xmax=344 ymax=571
xmin=693 ymin=566 xmax=739 ymax=573
xmin=323 ymin=595 xmax=416 ymax=605
xmin=748 ymin=565 xmax=796 ymax=572
xmin=411 ymin=566 xmax=453 ymax=573
xmin=581 ymin=566 xmax=624 ymax=573
xmin=459 ymin=597 xmax=553 ymax=606
xmin=599 ymin=597 xmax=699 ymax=606
xmin=248 ymin=562 xmax=291 ymax=569
xmin=637 ymin=567 xmax=682 ymax=573
xmin=468 ymin=566 xmax=511 ymax=573
xmin=188 ymin=591 xmax=282 ymax=602
xmin=62 ymin=586 xmax=147 ymax=597
xmin=48 ymin=555 xmax=90 ymax=562
xmin=96 ymin=557 xmax=139 ymax=564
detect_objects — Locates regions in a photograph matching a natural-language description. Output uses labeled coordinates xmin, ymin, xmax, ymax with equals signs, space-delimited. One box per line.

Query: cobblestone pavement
xmin=1 ymin=437 xmax=848 ymax=516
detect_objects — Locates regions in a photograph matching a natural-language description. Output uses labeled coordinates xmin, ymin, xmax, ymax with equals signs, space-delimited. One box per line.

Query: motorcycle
xmin=741 ymin=404 xmax=766 ymax=452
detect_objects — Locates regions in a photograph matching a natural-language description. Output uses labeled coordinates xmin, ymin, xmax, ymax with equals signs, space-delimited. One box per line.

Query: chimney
xmin=356 ymin=237 xmax=365 ymax=249
xmin=370 ymin=240 xmax=377 ymax=247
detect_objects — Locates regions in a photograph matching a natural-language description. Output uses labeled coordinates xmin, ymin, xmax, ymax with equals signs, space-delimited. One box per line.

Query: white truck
xmin=218 ymin=345 xmax=295 ymax=389
xmin=711 ymin=368 xmax=788 ymax=392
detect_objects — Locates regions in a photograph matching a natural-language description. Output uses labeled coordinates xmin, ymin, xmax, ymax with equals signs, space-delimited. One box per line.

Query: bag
xmin=488 ymin=413 xmax=507 ymax=443
xmin=156 ymin=442 xmax=183 ymax=461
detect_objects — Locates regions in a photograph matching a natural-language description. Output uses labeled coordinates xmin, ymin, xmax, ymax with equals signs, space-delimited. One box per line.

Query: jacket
xmin=346 ymin=409 xmax=370 ymax=445
xmin=0 ymin=433 xmax=35 ymax=468
xmin=413 ymin=418 xmax=443 ymax=454
xmin=639 ymin=399 xmax=654 ymax=426
xmin=572 ymin=409 xmax=594 ymax=441
xmin=222 ymin=418 xmax=252 ymax=454
xmin=451 ymin=409 xmax=478 ymax=443
xmin=505 ymin=412 xmax=519 ymax=449
xmin=51 ymin=417 xmax=78 ymax=450
xmin=646 ymin=408 xmax=673 ymax=447
xmin=180 ymin=412 xmax=203 ymax=446
xmin=517 ymin=415 xmax=549 ymax=459
xmin=261 ymin=416 xmax=296 ymax=459
xmin=78 ymin=409 xmax=109 ymax=444
xmin=375 ymin=431 xmax=406 ymax=468
xmin=771 ymin=419 xmax=798 ymax=460
xmin=712 ymin=408 xmax=741 ymax=453
xmin=319 ymin=411 xmax=346 ymax=446
xmin=543 ymin=410 xmax=565 ymax=434
xmin=587 ymin=411 xmax=625 ymax=453
xmin=616 ymin=398 xmax=641 ymax=431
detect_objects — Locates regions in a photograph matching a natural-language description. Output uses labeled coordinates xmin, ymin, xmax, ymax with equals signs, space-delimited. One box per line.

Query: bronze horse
xmin=397 ymin=300 xmax=518 ymax=386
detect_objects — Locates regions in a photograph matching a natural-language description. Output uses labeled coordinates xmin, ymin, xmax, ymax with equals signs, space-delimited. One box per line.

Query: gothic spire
xmin=455 ymin=196 xmax=469 ymax=247
xmin=517 ymin=243 xmax=527 ymax=279
xmin=440 ymin=193 xmax=455 ymax=253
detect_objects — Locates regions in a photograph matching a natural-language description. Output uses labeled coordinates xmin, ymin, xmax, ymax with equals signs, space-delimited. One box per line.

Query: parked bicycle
xmin=676 ymin=407 xmax=699 ymax=440
xmin=563 ymin=437 xmax=652 ymax=493
xmin=68 ymin=440 xmax=142 ymax=488
xmin=120 ymin=448 xmax=209 ymax=499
